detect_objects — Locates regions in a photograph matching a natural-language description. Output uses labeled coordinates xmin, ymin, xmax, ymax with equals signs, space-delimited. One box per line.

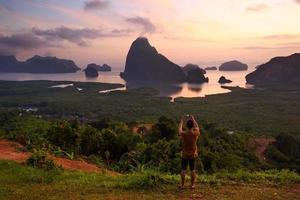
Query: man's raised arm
xmin=178 ymin=117 xmax=184 ymax=137
xmin=191 ymin=115 xmax=200 ymax=135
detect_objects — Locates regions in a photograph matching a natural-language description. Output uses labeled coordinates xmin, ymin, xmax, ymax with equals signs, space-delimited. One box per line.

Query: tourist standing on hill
xmin=178 ymin=115 xmax=200 ymax=189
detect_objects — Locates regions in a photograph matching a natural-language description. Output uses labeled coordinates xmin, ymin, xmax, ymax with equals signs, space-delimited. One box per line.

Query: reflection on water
xmin=188 ymin=84 xmax=203 ymax=92
xmin=49 ymin=83 xmax=74 ymax=88
xmin=126 ymin=80 xmax=183 ymax=97
xmin=0 ymin=68 xmax=255 ymax=98
xmin=99 ymin=87 xmax=126 ymax=93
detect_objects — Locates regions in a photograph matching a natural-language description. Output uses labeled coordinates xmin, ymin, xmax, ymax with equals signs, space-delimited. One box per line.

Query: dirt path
xmin=0 ymin=139 xmax=118 ymax=176
xmin=248 ymin=137 xmax=275 ymax=162
xmin=0 ymin=140 xmax=30 ymax=162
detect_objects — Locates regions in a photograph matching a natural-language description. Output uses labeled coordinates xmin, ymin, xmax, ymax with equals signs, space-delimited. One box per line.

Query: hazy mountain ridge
xmin=0 ymin=55 xmax=80 ymax=73
xmin=246 ymin=53 xmax=300 ymax=85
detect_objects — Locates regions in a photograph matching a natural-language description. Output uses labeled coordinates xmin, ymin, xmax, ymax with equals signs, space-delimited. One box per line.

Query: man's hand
xmin=178 ymin=116 xmax=184 ymax=136
xmin=191 ymin=115 xmax=199 ymax=130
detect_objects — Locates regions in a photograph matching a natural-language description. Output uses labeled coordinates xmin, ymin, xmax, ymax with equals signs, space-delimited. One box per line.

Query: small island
xmin=0 ymin=55 xmax=80 ymax=73
xmin=84 ymin=65 xmax=99 ymax=77
xmin=205 ymin=66 xmax=217 ymax=71
xmin=84 ymin=63 xmax=112 ymax=72
xmin=187 ymin=68 xmax=209 ymax=83
xmin=219 ymin=60 xmax=248 ymax=71
xmin=183 ymin=64 xmax=206 ymax=74
xmin=218 ymin=76 xmax=232 ymax=84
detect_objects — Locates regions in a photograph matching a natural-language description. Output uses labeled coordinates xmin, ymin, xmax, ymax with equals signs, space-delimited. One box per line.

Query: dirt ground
xmin=0 ymin=139 xmax=118 ymax=175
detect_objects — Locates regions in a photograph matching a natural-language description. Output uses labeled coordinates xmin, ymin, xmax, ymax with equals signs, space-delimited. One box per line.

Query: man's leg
xmin=189 ymin=159 xmax=196 ymax=188
xmin=181 ymin=170 xmax=186 ymax=187
xmin=180 ymin=159 xmax=188 ymax=188
xmin=191 ymin=170 xmax=196 ymax=188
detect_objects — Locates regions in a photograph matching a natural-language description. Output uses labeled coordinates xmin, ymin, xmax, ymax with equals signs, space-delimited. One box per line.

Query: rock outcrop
xmin=246 ymin=53 xmax=300 ymax=85
xmin=122 ymin=37 xmax=187 ymax=83
xmin=183 ymin=64 xmax=206 ymax=74
xmin=84 ymin=65 xmax=99 ymax=77
xmin=219 ymin=60 xmax=248 ymax=71
xmin=218 ymin=76 xmax=232 ymax=84
xmin=84 ymin=63 xmax=111 ymax=72
xmin=0 ymin=55 xmax=80 ymax=73
xmin=186 ymin=68 xmax=209 ymax=83
xmin=205 ymin=66 xmax=217 ymax=71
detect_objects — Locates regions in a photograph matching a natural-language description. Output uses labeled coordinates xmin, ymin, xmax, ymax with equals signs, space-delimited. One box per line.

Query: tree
xmin=80 ymin=126 xmax=103 ymax=156
xmin=146 ymin=116 xmax=177 ymax=143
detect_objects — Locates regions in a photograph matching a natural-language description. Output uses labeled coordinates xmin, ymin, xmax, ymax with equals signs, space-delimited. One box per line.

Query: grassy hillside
xmin=0 ymin=80 xmax=299 ymax=199
xmin=0 ymin=160 xmax=299 ymax=200
xmin=0 ymin=80 xmax=300 ymax=135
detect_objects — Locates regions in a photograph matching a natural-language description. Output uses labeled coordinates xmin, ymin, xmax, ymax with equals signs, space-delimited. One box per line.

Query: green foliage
xmin=207 ymin=169 xmax=300 ymax=185
xmin=89 ymin=117 xmax=111 ymax=130
xmin=117 ymin=171 xmax=176 ymax=189
xmin=0 ymin=112 xmax=50 ymax=149
xmin=26 ymin=149 xmax=58 ymax=171
xmin=0 ymin=111 xmax=298 ymax=175
xmin=146 ymin=116 xmax=177 ymax=143
xmin=275 ymin=134 xmax=299 ymax=158
xmin=47 ymin=121 xmax=81 ymax=153
xmin=1 ymin=160 xmax=299 ymax=190
xmin=1 ymin=80 xmax=300 ymax=136
xmin=198 ymin=126 xmax=260 ymax=173
xmin=266 ymin=145 xmax=289 ymax=162
xmin=87 ymin=154 xmax=105 ymax=166
xmin=266 ymin=134 xmax=300 ymax=172
xmin=80 ymin=125 xmax=103 ymax=155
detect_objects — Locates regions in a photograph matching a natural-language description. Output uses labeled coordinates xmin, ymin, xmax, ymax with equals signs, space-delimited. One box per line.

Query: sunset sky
xmin=0 ymin=0 xmax=300 ymax=69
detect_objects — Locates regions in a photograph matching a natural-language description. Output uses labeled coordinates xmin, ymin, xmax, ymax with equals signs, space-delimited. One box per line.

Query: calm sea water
xmin=0 ymin=68 xmax=255 ymax=99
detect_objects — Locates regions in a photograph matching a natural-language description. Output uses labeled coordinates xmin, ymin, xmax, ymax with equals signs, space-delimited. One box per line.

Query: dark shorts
xmin=181 ymin=158 xmax=196 ymax=171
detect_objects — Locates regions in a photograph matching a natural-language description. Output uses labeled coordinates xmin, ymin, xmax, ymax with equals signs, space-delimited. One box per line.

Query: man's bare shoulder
xmin=193 ymin=128 xmax=200 ymax=136
xmin=178 ymin=131 xmax=186 ymax=136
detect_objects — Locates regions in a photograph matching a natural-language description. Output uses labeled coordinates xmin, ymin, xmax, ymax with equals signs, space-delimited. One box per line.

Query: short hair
xmin=186 ymin=119 xmax=194 ymax=130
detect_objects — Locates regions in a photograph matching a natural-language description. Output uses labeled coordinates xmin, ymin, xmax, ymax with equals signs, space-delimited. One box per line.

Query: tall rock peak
xmin=123 ymin=37 xmax=186 ymax=82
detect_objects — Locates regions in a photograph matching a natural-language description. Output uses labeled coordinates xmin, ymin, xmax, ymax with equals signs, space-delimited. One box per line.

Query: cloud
xmin=0 ymin=4 xmax=13 ymax=12
xmin=0 ymin=32 xmax=53 ymax=55
xmin=84 ymin=0 xmax=109 ymax=10
xmin=296 ymin=0 xmax=300 ymax=3
xmin=237 ymin=45 xmax=300 ymax=50
xmin=245 ymin=4 xmax=268 ymax=12
xmin=237 ymin=46 xmax=274 ymax=50
xmin=32 ymin=26 xmax=102 ymax=46
xmin=32 ymin=26 xmax=132 ymax=46
xmin=262 ymin=34 xmax=300 ymax=40
xmin=0 ymin=26 xmax=132 ymax=54
xmin=0 ymin=33 xmax=49 ymax=49
xmin=125 ymin=16 xmax=156 ymax=34
xmin=278 ymin=42 xmax=300 ymax=46
xmin=111 ymin=28 xmax=133 ymax=35
xmin=43 ymin=51 xmax=54 ymax=57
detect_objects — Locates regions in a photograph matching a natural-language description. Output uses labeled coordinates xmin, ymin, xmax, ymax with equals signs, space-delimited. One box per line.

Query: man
xmin=178 ymin=115 xmax=200 ymax=189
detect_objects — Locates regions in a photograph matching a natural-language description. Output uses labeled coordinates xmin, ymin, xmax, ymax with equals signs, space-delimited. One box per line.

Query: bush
xmin=266 ymin=145 xmax=289 ymax=162
xmin=80 ymin=126 xmax=103 ymax=156
xmin=87 ymin=154 xmax=105 ymax=167
xmin=266 ymin=134 xmax=300 ymax=172
xmin=47 ymin=121 xmax=81 ymax=153
xmin=146 ymin=116 xmax=177 ymax=143
xmin=26 ymin=150 xmax=58 ymax=171
xmin=117 ymin=171 xmax=176 ymax=189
